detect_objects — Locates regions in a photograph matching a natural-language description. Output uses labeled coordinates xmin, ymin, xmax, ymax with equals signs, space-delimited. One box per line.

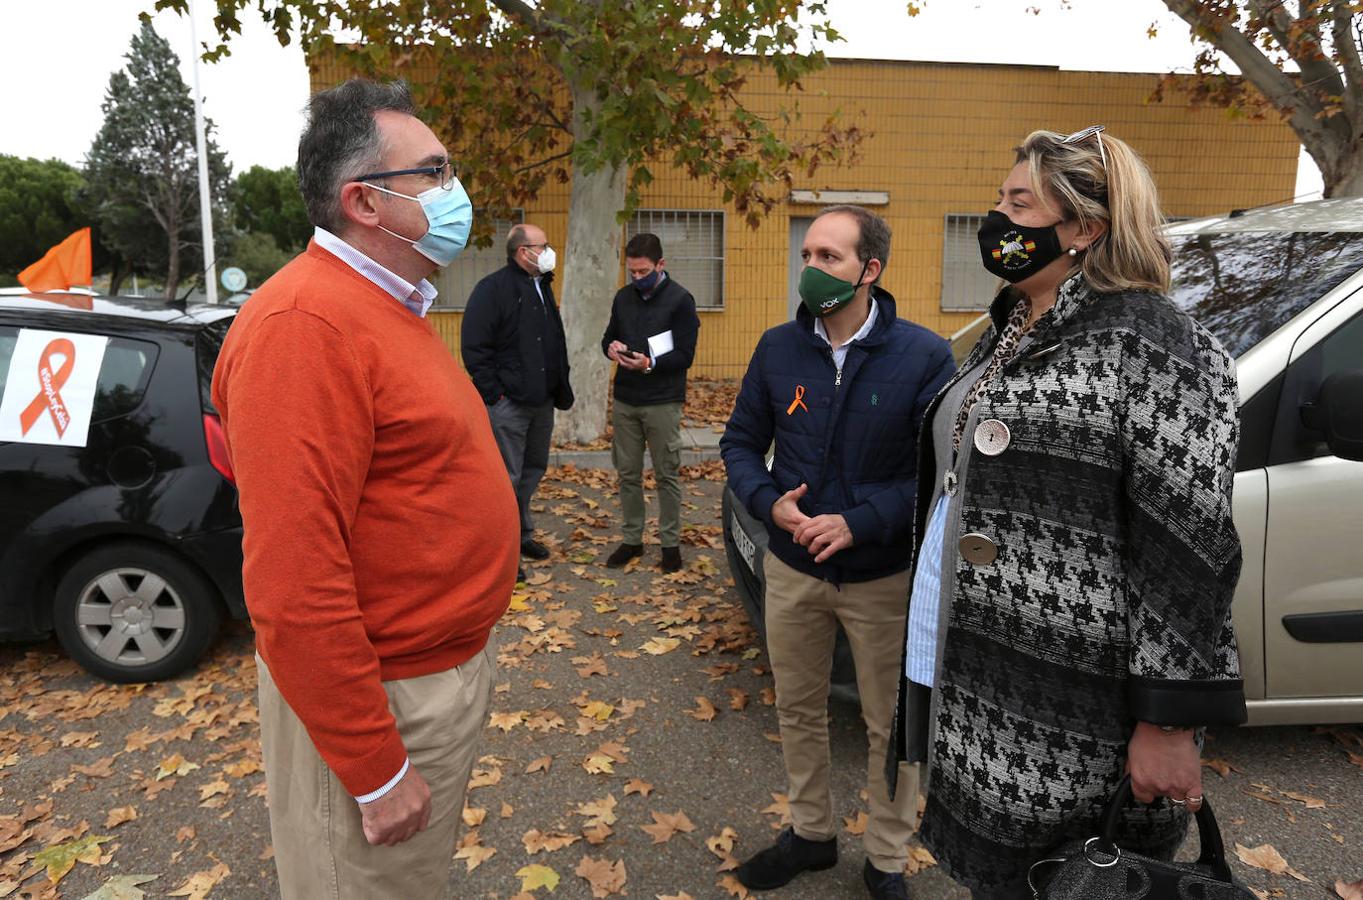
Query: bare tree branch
xmin=1331 ymin=1 xmax=1363 ymax=124
xmin=513 ymin=148 xmax=573 ymax=174
xmin=1247 ymin=0 xmax=1347 ymax=98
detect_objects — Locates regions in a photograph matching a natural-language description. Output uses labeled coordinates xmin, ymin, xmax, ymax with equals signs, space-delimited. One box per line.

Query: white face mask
xmin=533 ymin=245 xmax=557 ymax=274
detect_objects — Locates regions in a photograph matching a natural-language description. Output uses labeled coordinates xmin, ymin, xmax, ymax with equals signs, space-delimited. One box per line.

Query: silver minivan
xmin=722 ymin=197 xmax=1363 ymax=723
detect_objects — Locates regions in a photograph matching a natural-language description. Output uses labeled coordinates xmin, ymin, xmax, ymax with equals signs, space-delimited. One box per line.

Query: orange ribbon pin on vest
xmin=786 ymin=385 xmax=808 ymax=415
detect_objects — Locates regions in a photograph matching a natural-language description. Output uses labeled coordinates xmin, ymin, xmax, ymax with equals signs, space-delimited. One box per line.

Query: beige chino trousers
xmin=257 ymin=646 xmax=493 ymax=899
xmin=763 ymin=550 xmax=921 ymax=872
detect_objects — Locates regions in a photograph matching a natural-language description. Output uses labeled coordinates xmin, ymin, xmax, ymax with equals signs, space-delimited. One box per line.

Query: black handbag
xmin=1027 ymin=776 xmax=1256 ymax=899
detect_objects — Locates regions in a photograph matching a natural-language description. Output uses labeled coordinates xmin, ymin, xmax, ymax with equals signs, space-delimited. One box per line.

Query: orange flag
xmin=18 ymin=227 xmax=93 ymax=293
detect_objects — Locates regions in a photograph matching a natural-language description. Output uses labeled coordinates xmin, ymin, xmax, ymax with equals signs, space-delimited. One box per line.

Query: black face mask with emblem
xmin=976 ymin=210 xmax=1065 ymax=283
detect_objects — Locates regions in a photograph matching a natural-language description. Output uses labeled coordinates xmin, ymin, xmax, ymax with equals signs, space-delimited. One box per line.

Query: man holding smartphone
xmin=601 ymin=232 xmax=700 ymax=573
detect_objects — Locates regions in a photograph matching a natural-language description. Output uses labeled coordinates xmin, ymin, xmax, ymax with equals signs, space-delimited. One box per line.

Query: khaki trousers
xmin=257 ymin=646 xmax=494 ymax=900
xmin=611 ymin=400 xmax=683 ymax=547
xmin=763 ymin=550 xmax=921 ymax=871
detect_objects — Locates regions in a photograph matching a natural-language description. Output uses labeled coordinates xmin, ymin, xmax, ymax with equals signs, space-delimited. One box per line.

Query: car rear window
xmin=196 ymin=319 xmax=233 ymax=414
xmin=0 ymin=326 xmax=157 ymax=426
xmin=1168 ymin=230 xmax=1363 ymax=358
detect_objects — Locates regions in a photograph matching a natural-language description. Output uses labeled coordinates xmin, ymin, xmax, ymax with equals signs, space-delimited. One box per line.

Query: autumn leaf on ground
xmin=726 ymin=688 xmax=749 ymax=711
xmin=526 ymin=756 xmax=553 ymax=775
xmin=523 ymin=830 xmax=580 ymax=855
xmin=624 ymin=778 xmax=653 ymax=798
xmin=524 ymin=572 xmax=552 ymax=586
xmin=577 ymin=795 xmax=619 ymax=828
xmin=454 ymin=831 xmax=496 ymax=873
xmin=72 ymin=756 xmax=117 ymax=778
xmin=1202 ymin=757 xmax=1241 ymax=778
xmin=223 ymin=759 xmax=262 ymax=779
xmin=581 ymin=701 xmax=614 ymax=722
xmin=686 ymin=696 xmax=718 ymax=722
xmin=176 ymin=826 xmax=196 ymax=843
xmin=198 ymin=780 xmax=230 ymax=802
xmin=760 ymin=687 xmax=776 ymax=706
xmin=583 ymin=753 xmax=615 ymax=775
xmin=1336 ymin=879 xmax=1363 ymax=900
xmin=31 ymin=834 xmax=113 ymax=886
xmin=59 ymin=731 xmax=98 ymax=748
xmin=462 ymin=806 xmax=487 ymax=828
xmin=641 ymin=810 xmax=696 ymax=844
xmin=761 ymin=793 xmax=793 ymax=825
xmin=640 ymin=637 xmax=681 ymax=655
xmin=1281 ymin=791 xmax=1326 ymax=809
xmin=501 ymin=802 xmax=514 ymax=818
xmin=707 ymin=827 xmax=738 ymax=860
xmin=657 ymin=894 xmax=696 ymax=900
xmin=516 ymin=863 xmax=560 ymax=893
xmin=904 ymin=845 xmax=937 ymax=876
xmin=156 ymin=753 xmax=200 ymax=781
xmin=507 ymin=594 xmax=532 ymax=612
xmin=82 ymin=874 xmax=159 ymax=900
xmin=104 ymin=807 xmax=137 ymax=829
xmin=572 ymin=653 xmax=609 ymax=678
xmin=1235 ymin=843 xmax=1311 ymax=882
xmin=844 ymin=811 xmax=868 ymax=835
xmin=168 ymin=861 xmax=231 ymax=899
xmin=575 ymin=855 xmax=627 ymax=898
xmin=719 ymin=874 xmax=751 ymax=898
xmin=582 ymin=823 xmax=613 ymax=844
xmin=489 ymin=710 xmax=529 ymax=732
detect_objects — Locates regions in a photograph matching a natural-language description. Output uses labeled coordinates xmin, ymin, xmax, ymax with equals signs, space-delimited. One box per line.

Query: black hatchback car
xmin=0 ymin=291 xmax=245 ymax=682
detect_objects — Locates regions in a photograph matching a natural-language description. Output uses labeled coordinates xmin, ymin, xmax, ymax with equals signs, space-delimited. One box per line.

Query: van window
xmin=1168 ymin=231 xmax=1363 ymax=358
xmin=92 ymin=338 xmax=158 ymax=422
xmin=1270 ymin=311 xmax=1363 ymax=465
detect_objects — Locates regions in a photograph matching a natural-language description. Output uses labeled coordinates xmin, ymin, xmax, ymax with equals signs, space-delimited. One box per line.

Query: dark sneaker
xmin=734 ymin=827 xmax=837 ymax=891
xmin=605 ymin=543 xmax=643 ymax=568
xmin=660 ymin=546 xmax=683 ymax=573
xmin=521 ymin=539 xmax=551 ymax=560
xmin=863 ymin=860 xmax=911 ymax=899
xmin=517 ymin=567 xmax=526 ymax=584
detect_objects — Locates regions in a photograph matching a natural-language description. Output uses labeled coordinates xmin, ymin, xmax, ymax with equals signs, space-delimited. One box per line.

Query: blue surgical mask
xmin=633 ymin=269 xmax=661 ymax=293
xmin=363 ymin=178 xmax=473 ymax=267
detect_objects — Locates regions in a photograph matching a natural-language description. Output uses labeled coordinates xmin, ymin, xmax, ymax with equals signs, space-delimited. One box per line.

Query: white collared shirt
xmin=813 ymin=296 xmax=879 ymax=371
xmin=313 ymin=227 xmax=438 ymax=317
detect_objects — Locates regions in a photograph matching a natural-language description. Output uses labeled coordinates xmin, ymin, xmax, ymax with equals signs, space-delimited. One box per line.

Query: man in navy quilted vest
xmin=721 ymin=205 xmax=954 ymax=900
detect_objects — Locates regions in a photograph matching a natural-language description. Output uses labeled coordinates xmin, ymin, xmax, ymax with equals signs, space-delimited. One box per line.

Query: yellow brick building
xmin=309 ymin=57 xmax=1299 ymax=378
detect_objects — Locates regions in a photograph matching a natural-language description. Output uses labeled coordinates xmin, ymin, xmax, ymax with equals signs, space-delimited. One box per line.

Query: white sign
xmin=0 ymin=329 xmax=109 ymax=448
xmin=221 ymin=266 xmax=248 ymax=293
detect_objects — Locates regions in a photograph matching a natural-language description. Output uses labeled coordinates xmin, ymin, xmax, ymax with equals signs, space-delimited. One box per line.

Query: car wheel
xmin=52 ymin=543 xmax=223 ymax=682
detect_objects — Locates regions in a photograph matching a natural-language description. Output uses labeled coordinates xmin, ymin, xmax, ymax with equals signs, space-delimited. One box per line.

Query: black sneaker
xmin=734 ymin=827 xmax=837 ymax=891
xmin=660 ymin=546 xmax=683 ymax=573
xmin=521 ymin=539 xmax=551 ymax=560
xmin=863 ymin=860 xmax=911 ymax=899
xmin=517 ymin=567 xmax=526 ymax=583
xmin=605 ymin=543 xmax=643 ymax=568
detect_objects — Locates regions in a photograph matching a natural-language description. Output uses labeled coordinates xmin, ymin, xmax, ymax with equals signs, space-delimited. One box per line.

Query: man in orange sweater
xmin=212 ymin=79 xmax=519 ymax=898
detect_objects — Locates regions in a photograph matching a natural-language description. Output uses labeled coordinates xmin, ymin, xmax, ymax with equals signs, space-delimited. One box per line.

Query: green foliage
xmin=155 ymin=0 xmax=863 ymax=233
xmin=223 ymin=230 xmax=293 ymax=287
xmin=82 ymin=21 xmax=232 ymax=297
xmin=230 ymin=165 xmax=310 ymax=253
xmin=0 ymin=156 xmax=91 ymax=276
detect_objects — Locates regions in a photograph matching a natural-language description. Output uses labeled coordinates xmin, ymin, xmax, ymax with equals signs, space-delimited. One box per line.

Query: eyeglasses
xmin=355 ymin=160 xmax=457 ymax=191
xmin=1062 ymin=124 xmax=1107 ymax=174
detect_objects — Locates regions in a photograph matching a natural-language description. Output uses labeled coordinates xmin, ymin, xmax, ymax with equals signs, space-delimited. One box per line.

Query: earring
xmin=1068 ymin=247 xmax=1079 ymax=257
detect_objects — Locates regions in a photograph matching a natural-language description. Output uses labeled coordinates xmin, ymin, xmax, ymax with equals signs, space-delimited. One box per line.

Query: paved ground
xmin=0 ymin=468 xmax=1358 ymax=899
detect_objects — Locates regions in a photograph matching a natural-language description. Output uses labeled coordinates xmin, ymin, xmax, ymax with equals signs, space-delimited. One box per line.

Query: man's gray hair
xmin=506 ymin=223 xmax=533 ymax=258
xmin=816 ymin=204 xmax=891 ymax=282
xmin=297 ymin=79 xmax=417 ymax=234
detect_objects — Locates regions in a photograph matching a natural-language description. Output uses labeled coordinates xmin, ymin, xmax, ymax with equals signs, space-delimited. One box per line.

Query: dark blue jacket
xmin=721 ymin=289 xmax=954 ymax=583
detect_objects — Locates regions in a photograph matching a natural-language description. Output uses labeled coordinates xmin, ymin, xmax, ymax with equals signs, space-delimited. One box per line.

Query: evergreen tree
xmin=83 ymin=21 xmax=232 ymax=298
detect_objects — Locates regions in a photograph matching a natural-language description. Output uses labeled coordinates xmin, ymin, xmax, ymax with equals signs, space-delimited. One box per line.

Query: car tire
xmin=52 ymin=543 xmax=223 ymax=682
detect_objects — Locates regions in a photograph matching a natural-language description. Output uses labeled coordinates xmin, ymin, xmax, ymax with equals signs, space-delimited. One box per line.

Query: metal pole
xmin=187 ymin=0 xmax=218 ymax=304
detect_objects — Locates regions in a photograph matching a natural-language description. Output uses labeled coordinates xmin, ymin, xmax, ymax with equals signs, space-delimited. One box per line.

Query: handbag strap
xmin=1099 ymin=775 xmax=1233 ymax=883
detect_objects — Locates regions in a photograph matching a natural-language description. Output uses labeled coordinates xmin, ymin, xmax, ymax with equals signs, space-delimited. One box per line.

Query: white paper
xmin=0 ymin=328 xmax=109 ymax=448
xmin=647 ymin=329 xmax=675 ymax=359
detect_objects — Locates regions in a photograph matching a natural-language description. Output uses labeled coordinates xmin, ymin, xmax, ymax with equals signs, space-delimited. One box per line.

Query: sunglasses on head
xmin=1061 ymin=124 xmax=1107 ymax=173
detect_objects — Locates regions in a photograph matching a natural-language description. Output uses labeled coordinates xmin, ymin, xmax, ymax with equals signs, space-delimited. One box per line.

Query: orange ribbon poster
xmin=0 ymin=329 xmax=109 ymax=448
xmin=19 ymin=338 xmax=76 ymax=437
xmin=18 ymin=227 xmax=93 ymax=293
xmin=786 ymin=385 xmax=809 ymax=415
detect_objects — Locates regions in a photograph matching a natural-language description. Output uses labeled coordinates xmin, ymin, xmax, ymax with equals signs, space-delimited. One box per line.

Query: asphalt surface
xmin=0 ymin=469 xmax=1358 ymax=899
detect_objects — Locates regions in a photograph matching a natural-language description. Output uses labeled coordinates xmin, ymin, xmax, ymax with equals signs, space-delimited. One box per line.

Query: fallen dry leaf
xmin=640 ymin=638 xmax=681 ymax=656
xmin=719 ymin=874 xmax=751 ymax=898
xmin=82 ymin=873 xmax=159 ymax=900
xmin=844 ymin=811 xmax=868 ymax=835
xmin=524 ymin=829 xmax=581 ymax=855
xmin=31 ymin=834 xmax=112 ymax=886
xmin=1281 ymin=791 xmax=1326 ymax=809
xmin=167 ymin=861 xmax=230 ymax=899
xmin=155 ymin=754 xmax=200 ymax=781
xmin=103 ymin=807 xmax=137 ymax=829
xmin=686 ymin=697 xmax=718 ymax=722
xmin=904 ymin=845 xmax=937 ymax=876
xmin=454 ymin=841 xmax=496 ymax=872
xmin=575 ymin=855 xmax=627 ymax=898
xmin=726 ymin=688 xmax=749 ymax=711
xmin=516 ymin=863 xmax=560 ymax=893
xmin=1336 ymin=880 xmax=1363 ymax=900
xmin=525 ymin=756 xmax=552 ymax=775
xmin=577 ymin=795 xmax=619 ymax=828
xmin=640 ymin=810 xmax=696 ymax=844
xmin=1235 ymin=843 xmax=1311 ymax=882
xmin=624 ymin=778 xmax=653 ymax=798
xmin=462 ymin=806 xmax=487 ymax=828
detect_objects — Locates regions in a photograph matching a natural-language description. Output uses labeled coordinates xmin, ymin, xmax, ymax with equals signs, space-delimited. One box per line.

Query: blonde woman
xmin=886 ymin=128 xmax=1246 ymax=899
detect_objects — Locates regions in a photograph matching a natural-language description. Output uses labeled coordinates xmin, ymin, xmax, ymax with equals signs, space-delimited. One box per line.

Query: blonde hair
xmin=1016 ymin=130 xmax=1171 ymax=294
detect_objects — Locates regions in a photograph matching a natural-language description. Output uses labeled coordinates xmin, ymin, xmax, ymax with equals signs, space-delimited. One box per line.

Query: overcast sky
xmin=0 ymin=0 xmax=1323 ymax=198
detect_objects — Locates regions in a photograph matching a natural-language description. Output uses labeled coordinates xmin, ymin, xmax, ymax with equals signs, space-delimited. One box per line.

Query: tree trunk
xmin=164 ymin=213 xmax=181 ymax=301
xmin=556 ymin=82 xmax=627 ymax=444
xmin=108 ymin=259 xmax=129 ymax=297
xmin=1319 ymin=141 xmax=1363 ymax=198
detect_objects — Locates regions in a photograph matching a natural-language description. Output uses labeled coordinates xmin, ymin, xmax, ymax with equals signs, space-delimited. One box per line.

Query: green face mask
xmin=798 ymin=260 xmax=870 ymax=318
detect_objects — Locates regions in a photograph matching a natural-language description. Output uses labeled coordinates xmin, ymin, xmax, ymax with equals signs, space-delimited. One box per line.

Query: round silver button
xmin=959 ymin=532 xmax=999 ymax=565
xmin=973 ymin=419 xmax=1011 ymax=456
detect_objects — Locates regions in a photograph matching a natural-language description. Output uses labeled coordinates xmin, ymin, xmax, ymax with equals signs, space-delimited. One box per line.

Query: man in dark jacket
xmin=461 ymin=223 xmax=573 ymax=572
xmin=721 ymin=205 xmax=954 ymax=900
xmin=601 ymin=232 xmax=700 ymax=573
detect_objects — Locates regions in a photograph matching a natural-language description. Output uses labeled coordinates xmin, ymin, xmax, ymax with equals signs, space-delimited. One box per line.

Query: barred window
xmin=626 ymin=210 xmax=724 ymax=309
xmin=430 ymin=210 xmax=525 ymax=311
xmin=940 ymin=214 xmax=997 ymax=312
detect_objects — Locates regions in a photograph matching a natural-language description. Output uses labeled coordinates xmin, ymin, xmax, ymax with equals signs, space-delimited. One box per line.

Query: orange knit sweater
xmin=212 ymin=242 xmax=519 ymax=796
